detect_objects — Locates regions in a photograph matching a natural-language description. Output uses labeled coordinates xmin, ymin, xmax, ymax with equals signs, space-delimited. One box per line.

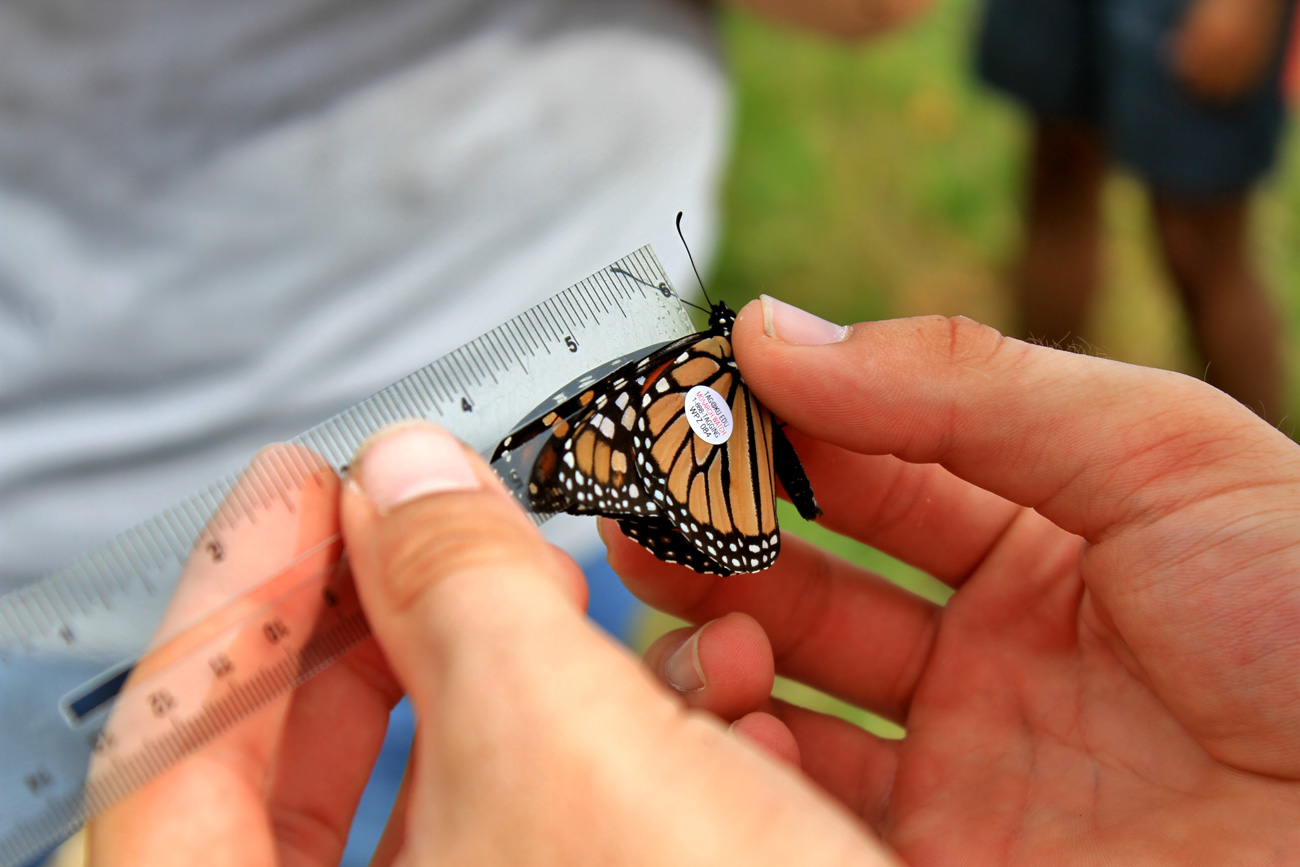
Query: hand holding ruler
xmin=0 ymin=247 xmax=695 ymax=866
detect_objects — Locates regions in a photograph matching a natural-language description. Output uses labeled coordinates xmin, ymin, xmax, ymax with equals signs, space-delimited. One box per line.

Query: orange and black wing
xmin=625 ymin=332 xmax=783 ymax=573
xmin=493 ymin=324 xmax=818 ymax=576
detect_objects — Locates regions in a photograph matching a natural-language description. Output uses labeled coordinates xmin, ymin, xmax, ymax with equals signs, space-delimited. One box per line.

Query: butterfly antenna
xmin=609 ymin=265 xmax=709 ymax=314
xmin=676 ymin=211 xmax=714 ymax=309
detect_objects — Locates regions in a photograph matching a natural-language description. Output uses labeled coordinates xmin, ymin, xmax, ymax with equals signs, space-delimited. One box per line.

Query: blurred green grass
xmin=636 ymin=1 xmax=1300 ymax=736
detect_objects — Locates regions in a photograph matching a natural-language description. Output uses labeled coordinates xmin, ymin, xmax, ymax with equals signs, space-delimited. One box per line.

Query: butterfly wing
xmin=625 ymin=333 xmax=782 ymax=573
xmin=502 ymin=340 xmax=696 ymax=519
xmin=495 ymin=319 xmax=817 ymax=576
xmin=615 ymin=515 xmax=737 ymax=577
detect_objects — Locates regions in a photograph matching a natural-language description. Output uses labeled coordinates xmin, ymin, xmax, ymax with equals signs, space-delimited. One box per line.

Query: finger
xmin=643 ymin=613 xmax=775 ymax=721
xmin=91 ymin=447 xmax=395 ymax=866
xmin=730 ymin=712 xmax=800 ymax=768
xmin=737 ymin=299 xmax=1294 ymax=544
xmin=779 ymin=433 xmax=1024 ymax=587
xmin=606 ymin=519 xmax=940 ymax=723
xmin=771 ymin=701 xmax=899 ymax=828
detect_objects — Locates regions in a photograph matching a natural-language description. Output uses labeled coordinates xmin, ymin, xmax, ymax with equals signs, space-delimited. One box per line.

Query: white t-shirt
xmin=0 ymin=0 xmax=729 ymax=586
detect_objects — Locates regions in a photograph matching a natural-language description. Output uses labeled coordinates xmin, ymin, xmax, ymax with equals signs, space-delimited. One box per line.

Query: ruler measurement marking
xmin=172 ymin=501 xmax=204 ymax=555
xmin=606 ymin=280 xmax=629 ymax=318
xmin=473 ymin=343 xmax=500 ymax=386
xmin=0 ymin=603 xmax=26 ymax=650
xmin=574 ymin=283 xmax=603 ymax=321
xmin=502 ymin=319 xmax=534 ymax=363
xmin=266 ymin=452 xmax=300 ymax=516
xmin=465 ymin=343 xmax=493 ymax=385
xmin=450 ymin=347 xmax=481 ymax=388
xmin=73 ymin=561 xmax=113 ymax=614
xmin=26 ymin=584 xmax=58 ymax=637
xmin=540 ymin=300 xmax=567 ymax=341
xmin=400 ymin=376 xmax=430 ymax=419
xmin=428 ymin=361 xmax=458 ymax=406
xmin=491 ymin=329 xmax=518 ymax=369
xmin=136 ymin=519 xmax=171 ymax=577
xmin=592 ymin=273 xmax=617 ymax=313
xmin=43 ymin=575 xmax=79 ymax=627
xmin=440 ymin=357 xmax=469 ymax=405
xmin=595 ymin=269 xmax=623 ymax=313
xmin=555 ymin=292 xmax=581 ymax=330
xmin=485 ymin=332 xmax=514 ymax=375
xmin=557 ymin=293 xmax=585 ymax=336
xmin=572 ymin=288 xmax=598 ymax=325
xmin=538 ymin=301 xmax=564 ymax=341
xmin=515 ymin=312 xmax=544 ymax=352
xmin=525 ymin=311 xmax=552 ymax=355
xmin=128 ymin=530 xmax=167 ymax=588
xmin=454 ymin=345 xmax=486 ymax=387
xmin=627 ymin=250 xmax=651 ymax=286
xmin=400 ymin=370 xmax=437 ymax=417
xmin=451 ymin=355 xmax=479 ymax=400
xmin=373 ymin=383 xmax=404 ymax=426
xmin=45 ymin=579 xmax=80 ymax=635
xmin=633 ymin=248 xmax=660 ymax=286
xmin=542 ymin=300 xmax=568 ymax=341
xmin=421 ymin=363 xmax=457 ymax=408
xmin=336 ymin=413 xmax=370 ymax=464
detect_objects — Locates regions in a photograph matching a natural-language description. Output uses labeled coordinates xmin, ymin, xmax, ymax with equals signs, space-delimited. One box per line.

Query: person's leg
xmin=1150 ymin=192 xmax=1284 ymax=423
xmin=1011 ymin=120 xmax=1108 ymax=348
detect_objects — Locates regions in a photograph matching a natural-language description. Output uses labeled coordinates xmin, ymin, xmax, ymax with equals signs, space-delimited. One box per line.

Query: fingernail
xmin=664 ymin=623 xmax=709 ymax=693
xmin=760 ymin=295 xmax=850 ymax=345
xmin=352 ymin=422 xmax=479 ymax=513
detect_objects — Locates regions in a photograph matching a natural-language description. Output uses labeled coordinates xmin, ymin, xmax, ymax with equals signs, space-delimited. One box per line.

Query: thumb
xmin=339 ymin=421 xmax=587 ymax=707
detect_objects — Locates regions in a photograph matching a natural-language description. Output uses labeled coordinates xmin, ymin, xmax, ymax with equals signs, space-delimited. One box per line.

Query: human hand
xmin=87 ymin=423 xmax=898 ymax=865
xmin=605 ymin=298 xmax=1300 ymax=865
xmin=1174 ymin=0 xmax=1288 ymax=103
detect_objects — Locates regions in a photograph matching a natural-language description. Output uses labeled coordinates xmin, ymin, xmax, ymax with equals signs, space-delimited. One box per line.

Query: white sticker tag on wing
xmin=684 ymin=385 xmax=733 ymax=445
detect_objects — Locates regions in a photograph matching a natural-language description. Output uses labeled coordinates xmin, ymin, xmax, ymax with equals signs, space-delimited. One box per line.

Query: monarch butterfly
xmin=491 ymin=238 xmax=820 ymax=576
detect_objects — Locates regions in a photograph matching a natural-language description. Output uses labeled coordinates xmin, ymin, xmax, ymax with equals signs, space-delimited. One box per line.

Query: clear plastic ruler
xmin=0 ymin=246 xmax=694 ymax=866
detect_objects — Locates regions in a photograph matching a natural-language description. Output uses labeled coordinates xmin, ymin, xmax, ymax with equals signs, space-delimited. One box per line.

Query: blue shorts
xmin=976 ymin=0 xmax=1295 ymax=198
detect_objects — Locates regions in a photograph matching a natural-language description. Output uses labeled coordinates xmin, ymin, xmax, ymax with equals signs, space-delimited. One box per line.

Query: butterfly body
xmin=493 ymin=299 xmax=820 ymax=576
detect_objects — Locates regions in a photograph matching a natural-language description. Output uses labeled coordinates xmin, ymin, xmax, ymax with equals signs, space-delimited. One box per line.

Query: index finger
xmin=735 ymin=300 xmax=1296 ymax=544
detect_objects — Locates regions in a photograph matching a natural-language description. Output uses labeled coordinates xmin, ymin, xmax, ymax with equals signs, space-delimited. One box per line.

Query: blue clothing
xmin=976 ymin=0 xmax=1295 ymax=198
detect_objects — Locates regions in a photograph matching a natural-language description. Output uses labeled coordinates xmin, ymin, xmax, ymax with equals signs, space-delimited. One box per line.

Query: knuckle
xmin=937 ymin=315 xmax=1014 ymax=366
xmin=373 ymin=494 xmax=547 ymax=617
xmin=907 ymin=314 xmax=1028 ymax=371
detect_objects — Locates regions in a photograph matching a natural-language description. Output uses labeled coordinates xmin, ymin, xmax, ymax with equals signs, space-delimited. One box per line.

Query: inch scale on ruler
xmin=0 ymin=246 xmax=695 ymax=867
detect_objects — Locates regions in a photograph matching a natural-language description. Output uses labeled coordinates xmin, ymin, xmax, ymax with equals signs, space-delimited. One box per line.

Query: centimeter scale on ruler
xmin=0 ymin=246 xmax=696 ymax=867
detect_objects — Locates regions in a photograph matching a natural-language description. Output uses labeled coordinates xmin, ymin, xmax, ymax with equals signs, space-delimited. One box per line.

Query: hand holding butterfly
xmin=605 ymin=298 xmax=1300 ymax=865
